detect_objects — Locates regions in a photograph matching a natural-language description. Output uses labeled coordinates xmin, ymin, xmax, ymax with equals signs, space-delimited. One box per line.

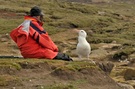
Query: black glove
xmin=54 ymin=52 xmax=73 ymax=61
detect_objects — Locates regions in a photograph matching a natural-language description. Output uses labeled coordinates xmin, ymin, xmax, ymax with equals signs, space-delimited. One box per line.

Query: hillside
xmin=0 ymin=59 xmax=123 ymax=89
xmin=0 ymin=0 xmax=135 ymax=89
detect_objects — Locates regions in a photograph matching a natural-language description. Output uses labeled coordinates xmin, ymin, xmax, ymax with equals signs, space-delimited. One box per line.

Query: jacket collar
xmin=24 ymin=16 xmax=43 ymax=26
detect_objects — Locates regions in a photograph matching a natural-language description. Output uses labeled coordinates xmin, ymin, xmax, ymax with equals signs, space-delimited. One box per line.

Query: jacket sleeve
xmin=39 ymin=32 xmax=58 ymax=52
xmin=29 ymin=27 xmax=58 ymax=52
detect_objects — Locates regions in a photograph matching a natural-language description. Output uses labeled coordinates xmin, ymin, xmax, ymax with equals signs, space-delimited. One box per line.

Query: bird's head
xmin=79 ymin=30 xmax=87 ymax=38
xmin=73 ymin=29 xmax=87 ymax=38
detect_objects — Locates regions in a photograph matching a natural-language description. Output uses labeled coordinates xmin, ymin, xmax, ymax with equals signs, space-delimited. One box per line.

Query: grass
xmin=0 ymin=18 xmax=23 ymax=33
xmin=65 ymin=61 xmax=98 ymax=71
xmin=0 ymin=1 xmax=135 ymax=88
xmin=0 ymin=75 xmax=21 ymax=86
xmin=0 ymin=59 xmax=97 ymax=71
xmin=0 ymin=59 xmax=22 ymax=70
xmin=53 ymin=61 xmax=98 ymax=73
xmin=6 ymin=1 xmax=135 ymax=56
xmin=0 ymin=0 xmax=134 ymax=55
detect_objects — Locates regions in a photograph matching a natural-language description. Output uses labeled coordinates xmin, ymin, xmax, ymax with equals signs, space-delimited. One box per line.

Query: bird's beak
xmin=73 ymin=29 xmax=80 ymax=33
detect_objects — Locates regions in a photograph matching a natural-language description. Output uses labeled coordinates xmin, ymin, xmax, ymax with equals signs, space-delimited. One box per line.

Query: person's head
xmin=30 ymin=6 xmax=44 ymax=22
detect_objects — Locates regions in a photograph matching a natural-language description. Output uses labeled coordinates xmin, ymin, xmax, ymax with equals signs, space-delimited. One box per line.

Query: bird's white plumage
xmin=76 ymin=30 xmax=91 ymax=60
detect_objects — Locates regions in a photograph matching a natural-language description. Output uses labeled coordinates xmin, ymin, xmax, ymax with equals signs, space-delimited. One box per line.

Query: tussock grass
xmin=54 ymin=61 xmax=97 ymax=72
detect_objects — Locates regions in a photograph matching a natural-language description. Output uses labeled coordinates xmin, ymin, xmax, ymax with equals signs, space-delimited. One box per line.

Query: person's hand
xmin=62 ymin=53 xmax=73 ymax=61
xmin=54 ymin=52 xmax=73 ymax=61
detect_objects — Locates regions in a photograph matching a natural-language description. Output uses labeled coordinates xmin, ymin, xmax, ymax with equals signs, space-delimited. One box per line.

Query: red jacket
xmin=10 ymin=16 xmax=58 ymax=59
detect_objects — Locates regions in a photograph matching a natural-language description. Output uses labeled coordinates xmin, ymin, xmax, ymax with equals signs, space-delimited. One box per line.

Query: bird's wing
xmin=76 ymin=43 xmax=91 ymax=56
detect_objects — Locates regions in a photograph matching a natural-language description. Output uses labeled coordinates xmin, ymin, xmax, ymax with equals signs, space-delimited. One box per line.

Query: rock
xmin=98 ymin=11 xmax=106 ymax=15
xmin=118 ymin=83 xmax=134 ymax=89
xmin=97 ymin=62 xmax=114 ymax=74
xmin=124 ymin=68 xmax=135 ymax=80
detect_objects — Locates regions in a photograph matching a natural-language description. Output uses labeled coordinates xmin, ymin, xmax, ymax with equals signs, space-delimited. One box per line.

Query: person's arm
xmin=39 ymin=33 xmax=58 ymax=52
xmin=29 ymin=27 xmax=58 ymax=51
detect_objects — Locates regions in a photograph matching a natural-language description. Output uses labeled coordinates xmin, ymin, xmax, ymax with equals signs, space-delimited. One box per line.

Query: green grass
xmin=0 ymin=59 xmax=22 ymax=70
xmin=65 ymin=61 xmax=98 ymax=71
xmin=0 ymin=18 xmax=23 ymax=33
xmin=0 ymin=0 xmax=134 ymax=56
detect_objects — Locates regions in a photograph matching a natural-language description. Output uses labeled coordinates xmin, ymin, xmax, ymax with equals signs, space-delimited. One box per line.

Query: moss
xmin=61 ymin=61 xmax=98 ymax=72
xmin=0 ymin=75 xmax=21 ymax=86
xmin=0 ymin=61 xmax=21 ymax=70
xmin=113 ymin=47 xmax=135 ymax=60
xmin=124 ymin=68 xmax=135 ymax=80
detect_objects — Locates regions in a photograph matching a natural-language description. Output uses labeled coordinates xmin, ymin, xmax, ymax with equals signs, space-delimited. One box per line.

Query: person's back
xmin=10 ymin=15 xmax=58 ymax=59
xmin=10 ymin=6 xmax=73 ymax=61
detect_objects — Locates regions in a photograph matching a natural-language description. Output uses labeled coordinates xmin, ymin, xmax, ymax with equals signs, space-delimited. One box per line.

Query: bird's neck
xmin=78 ymin=37 xmax=87 ymax=43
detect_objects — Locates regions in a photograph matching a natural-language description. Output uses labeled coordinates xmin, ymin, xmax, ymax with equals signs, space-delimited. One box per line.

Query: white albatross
xmin=76 ymin=30 xmax=91 ymax=60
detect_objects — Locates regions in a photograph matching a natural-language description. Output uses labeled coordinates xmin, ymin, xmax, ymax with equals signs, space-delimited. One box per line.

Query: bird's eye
xmin=81 ymin=31 xmax=84 ymax=32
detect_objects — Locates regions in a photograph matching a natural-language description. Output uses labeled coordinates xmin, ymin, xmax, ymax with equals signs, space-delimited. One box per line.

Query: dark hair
xmin=30 ymin=6 xmax=44 ymax=16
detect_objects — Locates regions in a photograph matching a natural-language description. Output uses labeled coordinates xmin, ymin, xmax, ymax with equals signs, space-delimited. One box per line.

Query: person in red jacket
xmin=10 ymin=6 xmax=73 ymax=61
